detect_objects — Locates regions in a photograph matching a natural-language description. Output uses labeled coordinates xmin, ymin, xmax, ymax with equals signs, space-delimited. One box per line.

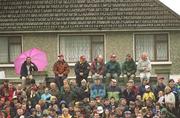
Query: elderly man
xmin=90 ymin=55 xmax=105 ymax=82
xmin=53 ymin=54 xmax=70 ymax=90
xmin=137 ymin=52 xmax=151 ymax=83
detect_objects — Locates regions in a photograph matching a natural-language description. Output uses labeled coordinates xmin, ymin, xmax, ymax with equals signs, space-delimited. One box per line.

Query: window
xmin=60 ymin=35 xmax=104 ymax=62
xmin=135 ymin=33 xmax=168 ymax=61
xmin=0 ymin=36 xmax=22 ymax=63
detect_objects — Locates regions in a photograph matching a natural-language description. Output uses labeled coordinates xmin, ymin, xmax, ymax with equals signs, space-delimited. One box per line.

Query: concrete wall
xmin=1 ymin=31 xmax=180 ymax=79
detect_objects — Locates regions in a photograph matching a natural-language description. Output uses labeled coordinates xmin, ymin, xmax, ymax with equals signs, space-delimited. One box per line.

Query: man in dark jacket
xmin=53 ymin=54 xmax=70 ymax=90
xmin=20 ymin=57 xmax=38 ymax=88
xmin=106 ymin=79 xmax=122 ymax=101
xmin=75 ymin=55 xmax=90 ymax=87
xmin=122 ymin=83 xmax=136 ymax=103
xmin=105 ymin=54 xmax=121 ymax=84
xmin=122 ymin=54 xmax=137 ymax=79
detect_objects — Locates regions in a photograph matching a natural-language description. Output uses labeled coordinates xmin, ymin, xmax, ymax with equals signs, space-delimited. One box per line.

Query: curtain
xmin=0 ymin=37 xmax=8 ymax=63
xmin=10 ymin=44 xmax=21 ymax=62
xmin=135 ymin=34 xmax=154 ymax=60
xmin=60 ymin=36 xmax=91 ymax=62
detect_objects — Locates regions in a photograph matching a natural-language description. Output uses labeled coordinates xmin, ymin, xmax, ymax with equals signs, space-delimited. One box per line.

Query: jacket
xmin=105 ymin=61 xmax=121 ymax=76
xmin=90 ymin=84 xmax=106 ymax=99
xmin=122 ymin=59 xmax=137 ymax=74
xmin=75 ymin=61 xmax=90 ymax=79
xmin=143 ymin=91 xmax=155 ymax=101
xmin=20 ymin=61 xmax=38 ymax=77
xmin=53 ymin=60 xmax=70 ymax=76
xmin=137 ymin=59 xmax=151 ymax=73
xmin=107 ymin=85 xmax=122 ymax=101
xmin=90 ymin=59 xmax=105 ymax=75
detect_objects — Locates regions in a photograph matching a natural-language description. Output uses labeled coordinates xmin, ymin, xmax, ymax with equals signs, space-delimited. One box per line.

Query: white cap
xmin=145 ymin=85 xmax=150 ymax=89
xmin=97 ymin=106 xmax=104 ymax=114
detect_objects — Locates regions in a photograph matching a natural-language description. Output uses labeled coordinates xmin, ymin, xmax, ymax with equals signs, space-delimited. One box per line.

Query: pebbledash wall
xmin=0 ymin=30 xmax=180 ymax=79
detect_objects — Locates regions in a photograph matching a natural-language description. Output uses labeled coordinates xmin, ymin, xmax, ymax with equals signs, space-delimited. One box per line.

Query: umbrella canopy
xmin=14 ymin=48 xmax=48 ymax=75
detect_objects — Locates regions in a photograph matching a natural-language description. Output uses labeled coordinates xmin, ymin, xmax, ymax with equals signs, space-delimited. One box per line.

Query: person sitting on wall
xmin=122 ymin=54 xmax=137 ymax=79
xmin=20 ymin=57 xmax=38 ymax=88
xmin=90 ymin=55 xmax=105 ymax=82
xmin=137 ymin=52 xmax=151 ymax=84
xmin=75 ymin=55 xmax=90 ymax=87
xmin=53 ymin=54 xmax=70 ymax=90
xmin=105 ymin=54 xmax=121 ymax=83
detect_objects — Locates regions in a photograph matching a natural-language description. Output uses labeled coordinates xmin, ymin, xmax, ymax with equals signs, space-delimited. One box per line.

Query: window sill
xmin=136 ymin=61 xmax=172 ymax=65
xmin=0 ymin=64 xmax=14 ymax=67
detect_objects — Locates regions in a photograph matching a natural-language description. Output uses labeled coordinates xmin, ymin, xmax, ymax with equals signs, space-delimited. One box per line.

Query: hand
xmin=80 ymin=72 xmax=83 ymax=76
xmin=31 ymin=64 xmax=34 ymax=67
xmin=58 ymin=74 xmax=63 ymax=77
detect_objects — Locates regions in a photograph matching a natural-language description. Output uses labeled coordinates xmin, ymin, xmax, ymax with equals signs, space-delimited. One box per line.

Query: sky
xmin=160 ymin=0 xmax=180 ymax=15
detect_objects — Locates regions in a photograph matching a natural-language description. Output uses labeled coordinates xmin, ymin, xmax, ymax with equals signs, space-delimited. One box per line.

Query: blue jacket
xmin=90 ymin=84 xmax=106 ymax=99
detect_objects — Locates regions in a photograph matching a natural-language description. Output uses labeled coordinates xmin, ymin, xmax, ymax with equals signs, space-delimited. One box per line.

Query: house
xmin=0 ymin=0 xmax=180 ymax=81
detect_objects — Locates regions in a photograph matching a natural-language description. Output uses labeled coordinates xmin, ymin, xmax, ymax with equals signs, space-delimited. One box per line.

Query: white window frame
xmin=133 ymin=32 xmax=171 ymax=65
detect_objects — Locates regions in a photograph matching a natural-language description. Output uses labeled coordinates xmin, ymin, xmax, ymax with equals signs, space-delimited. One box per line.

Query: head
xmin=97 ymin=55 xmax=103 ymax=63
xmin=111 ymin=79 xmax=117 ymax=86
xmin=110 ymin=54 xmax=117 ymax=62
xmin=62 ymin=108 xmax=69 ymax=116
xmin=35 ymin=104 xmax=41 ymax=112
xmin=127 ymin=83 xmax=133 ymax=90
xmin=141 ymin=52 xmax=148 ymax=61
xmin=158 ymin=91 xmax=164 ymax=97
xmin=50 ymin=82 xmax=57 ymax=89
xmin=26 ymin=57 xmax=31 ymax=64
xmin=94 ymin=78 xmax=101 ymax=85
xmin=58 ymin=54 xmax=64 ymax=61
xmin=64 ymin=84 xmax=71 ymax=92
xmin=124 ymin=111 xmax=132 ymax=118
xmin=44 ymin=87 xmax=49 ymax=94
xmin=126 ymin=54 xmax=132 ymax=61
xmin=17 ymin=108 xmax=24 ymax=116
xmin=157 ymin=76 xmax=164 ymax=84
xmin=145 ymin=85 xmax=151 ymax=92
xmin=80 ymin=55 xmax=86 ymax=62
xmin=168 ymin=79 xmax=175 ymax=88
xmin=81 ymin=79 xmax=87 ymax=86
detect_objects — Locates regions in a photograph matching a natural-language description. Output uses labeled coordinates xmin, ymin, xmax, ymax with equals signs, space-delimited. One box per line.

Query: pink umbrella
xmin=14 ymin=48 xmax=48 ymax=75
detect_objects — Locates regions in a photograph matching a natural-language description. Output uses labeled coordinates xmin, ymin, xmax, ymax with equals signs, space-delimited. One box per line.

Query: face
xmin=26 ymin=57 xmax=31 ymax=64
xmin=95 ymin=79 xmax=101 ymax=85
xmin=110 ymin=56 xmax=116 ymax=61
xmin=169 ymin=81 xmax=175 ymax=88
xmin=58 ymin=56 xmax=64 ymax=61
xmin=127 ymin=54 xmax=132 ymax=61
xmin=141 ymin=53 xmax=148 ymax=61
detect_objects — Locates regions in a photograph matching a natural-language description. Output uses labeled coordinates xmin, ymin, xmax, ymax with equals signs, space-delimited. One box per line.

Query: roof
xmin=0 ymin=0 xmax=180 ymax=32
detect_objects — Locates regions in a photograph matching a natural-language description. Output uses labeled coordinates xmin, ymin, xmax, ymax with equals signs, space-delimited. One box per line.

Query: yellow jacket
xmin=143 ymin=91 xmax=155 ymax=101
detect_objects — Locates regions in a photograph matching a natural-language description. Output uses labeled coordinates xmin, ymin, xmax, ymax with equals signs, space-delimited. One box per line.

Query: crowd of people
xmin=0 ymin=52 xmax=179 ymax=118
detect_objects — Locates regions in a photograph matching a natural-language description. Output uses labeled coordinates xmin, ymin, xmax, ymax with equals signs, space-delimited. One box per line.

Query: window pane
xmin=60 ymin=36 xmax=91 ymax=62
xmin=10 ymin=44 xmax=21 ymax=63
xmin=156 ymin=34 xmax=168 ymax=60
xmin=92 ymin=43 xmax=104 ymax=60
xmin=0 ymin=37 xmax=8 ymax=63
xmin=156 ymin=42 xmax=168 ymax=60
xmin=135 ymin=34 xmax=154 ymax=60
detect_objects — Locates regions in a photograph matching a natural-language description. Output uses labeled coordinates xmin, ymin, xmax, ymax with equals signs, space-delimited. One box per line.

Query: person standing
xmin=74 ymin=55 xmax=90 ymax=87
xmin=20 ymin=57 xmax=38 ymax=88
xmin=137 ymin=52 xmax=151 ymax=83
xmin=53 ymin=54 xmax=70 ymax=90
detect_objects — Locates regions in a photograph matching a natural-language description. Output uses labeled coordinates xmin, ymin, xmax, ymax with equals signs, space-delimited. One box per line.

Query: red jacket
xmin=53 ymin=60 xmax=70 ymax=76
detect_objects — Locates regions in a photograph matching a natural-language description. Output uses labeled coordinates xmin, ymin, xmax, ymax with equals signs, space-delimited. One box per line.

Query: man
xmin=153 ymin=76 xmax=166 ymax=98
xmin=53 ymin=54 xmax=70 ymax=90
xmin=137 ymin=52 xmax=151 ymax=83
xmin=122 ymin=54 xmax=137 ymax=79
xmin=75 ymin=55 xmax=90 ymax=87
xmin=106 ymin=79 xmax=122 ymax=101
xmin=122 ymin=83 xmax=136 ymax=102
xmin=105 ymin=54 xmax=121 ymax=83
xmin=90 ymin=78 xmax=106 ymax=100
xmin=90 ymin=55 xmax=105 ymax=82
xmin=20 ymin=57 xmax=38 ymax=88
xmin=142 ymin=85 xmax=155 ymax=102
